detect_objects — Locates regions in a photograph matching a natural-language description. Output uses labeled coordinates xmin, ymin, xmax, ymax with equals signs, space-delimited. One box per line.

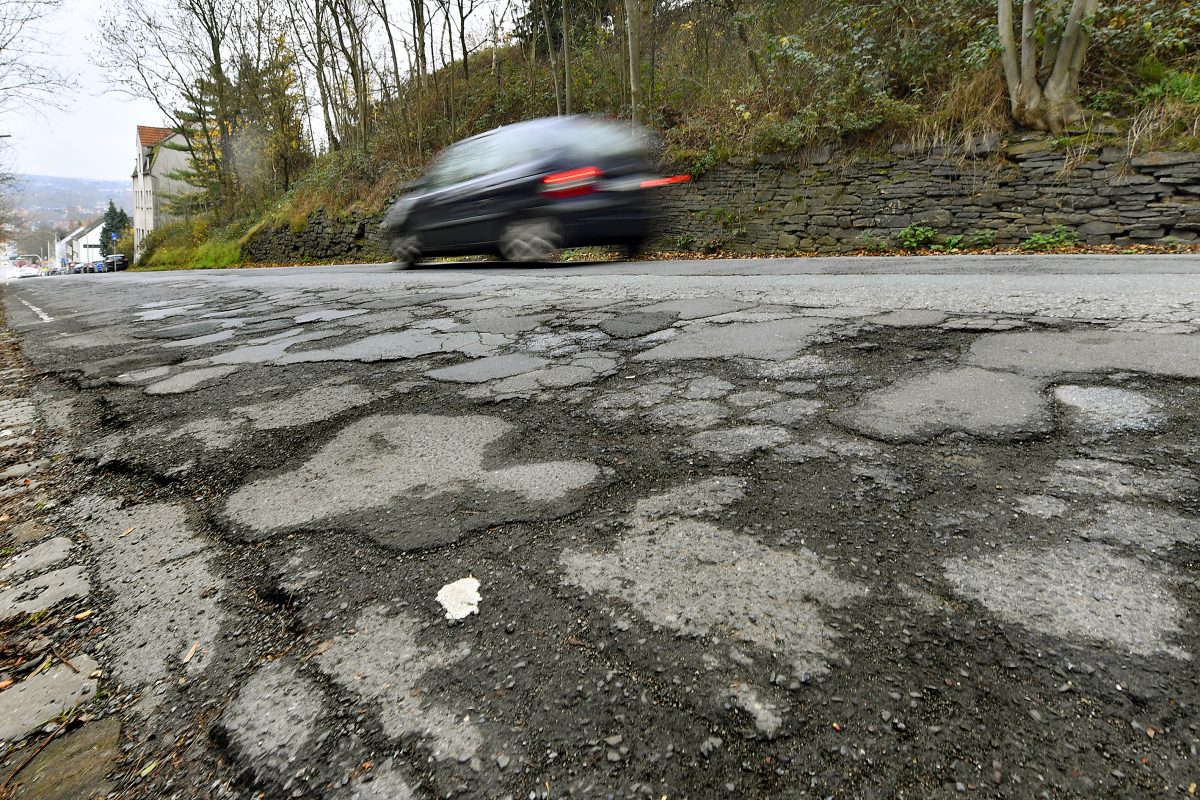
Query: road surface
xmin=2 ymin=255 xmax=1199 ymax=799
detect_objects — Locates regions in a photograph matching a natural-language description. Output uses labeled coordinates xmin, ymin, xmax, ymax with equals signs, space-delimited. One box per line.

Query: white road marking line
xmin=18 ymin=299 xmax=53 ymax=323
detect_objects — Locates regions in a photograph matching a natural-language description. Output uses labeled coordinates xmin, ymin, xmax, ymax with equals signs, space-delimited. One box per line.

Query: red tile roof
xmin=137 ymin=125 xmax=174 ymax=147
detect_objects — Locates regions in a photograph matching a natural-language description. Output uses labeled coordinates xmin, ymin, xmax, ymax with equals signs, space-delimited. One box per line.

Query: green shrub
xmin=1021 ymin=225 xmax=1079 ymax=251
xmin=944 ymin=234 xmax=966 ymax=250
xmin=1139 ymin=70 xmax=1200 ymax=104
xmin=969 ymin=228 xmax=997 ymax=247
xmin=897 ymin=225 xmax=939 ymax=250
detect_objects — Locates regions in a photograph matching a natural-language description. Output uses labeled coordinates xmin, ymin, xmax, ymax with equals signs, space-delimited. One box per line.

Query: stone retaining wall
xmin=240 ymin=138 xmax=1200 ymax=261
xmin=240 ymin=210 xmax=391 ymax=264
xmin=649 ymin=139 xmax=1200 ymax=252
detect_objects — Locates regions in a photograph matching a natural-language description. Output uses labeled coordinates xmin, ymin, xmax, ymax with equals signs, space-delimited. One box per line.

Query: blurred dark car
xmin=104 ymin=253 xmax=128 ymax=271
xmin=381 ymin=116 xmax=686 ymax=267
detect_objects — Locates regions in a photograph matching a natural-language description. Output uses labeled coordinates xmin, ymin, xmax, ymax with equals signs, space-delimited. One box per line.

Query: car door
xmin=413 ymin=136 xmax=498 ymax=252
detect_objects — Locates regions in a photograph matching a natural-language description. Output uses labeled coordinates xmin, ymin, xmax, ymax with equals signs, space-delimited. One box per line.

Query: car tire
xmin=389 ymin=234 xmax=422 ymax=270
xmin=499 ymin=218 xmax=562 ymax=263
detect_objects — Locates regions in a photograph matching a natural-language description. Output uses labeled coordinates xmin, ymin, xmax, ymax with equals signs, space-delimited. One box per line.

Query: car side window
xmin=425 ymin=143 xmax=473 ymax=189
xmin=489 ymin=130 xmax=538 ymax=173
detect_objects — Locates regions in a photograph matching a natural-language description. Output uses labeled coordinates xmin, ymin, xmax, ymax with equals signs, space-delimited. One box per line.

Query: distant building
xmin=60 ymin=219 xmax=104 ymax=264
xmin=132 ymin=125 xmax=197 ymax=256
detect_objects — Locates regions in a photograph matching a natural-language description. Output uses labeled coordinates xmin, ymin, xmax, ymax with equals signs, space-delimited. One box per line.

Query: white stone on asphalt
xmin=0 ymin=565 xmax=89 ymax=616
xmin=225 ymin=414 xmax=598 ymax=534
xmin=840 ymin=367 xmax=1049 ymax=442
xmin=731 ymin=684 xmax=784 ymax=738
xmin=943 ymin=542 xmax=1189 ymax=659
xmin=0 ymin=655 xmax=99 ymax=742
xmin=563 ymin=517 xmax=865 ymax=677
xmin=437 ymin=577 xmax=481 ymax=620
xmin=1053 ymin=385 xmax=1161 ymax=432
xmin=0 ymin=536 xmax=72 ymax=580
xmin=318 ymin=607 xmax=482 ymax=761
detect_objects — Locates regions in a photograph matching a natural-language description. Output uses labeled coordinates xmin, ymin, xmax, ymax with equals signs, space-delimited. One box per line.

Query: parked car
xmin=13 ymin=264 xmax=40 ymax=278
xmin=380 ymin=116 xmax=688 ymax=268
xmin=70 ymin=262 xmax=86 ymax=274
xmin=104 ymin=253 xmax=128 ymax=271
xmin=48 ymin=262 xmax=67 ymax=276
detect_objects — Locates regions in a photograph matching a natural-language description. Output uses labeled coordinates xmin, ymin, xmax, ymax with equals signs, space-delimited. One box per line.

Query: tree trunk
xmin=997 ymin=0 xmax=1096 ymax=134
xmin=540 ymin=0 xmax=562 ymax=115
xmin=623 ymin=0 xmax=641 ymax=125
xmin=561 ymin=0 xmax=571 ymax=114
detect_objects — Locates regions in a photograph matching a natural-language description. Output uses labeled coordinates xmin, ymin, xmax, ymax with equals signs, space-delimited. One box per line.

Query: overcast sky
xmin=1 ymin=0 xmax=163 ymax=181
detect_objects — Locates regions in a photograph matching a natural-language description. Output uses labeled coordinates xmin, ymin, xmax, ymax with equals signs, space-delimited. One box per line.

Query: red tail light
xmin=541 ymin=166 xmax=603 ymax=198
xmin=640 ymin=174 xmax=691 ymax=188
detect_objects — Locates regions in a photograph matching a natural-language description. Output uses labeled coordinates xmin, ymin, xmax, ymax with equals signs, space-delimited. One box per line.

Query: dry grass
xmin=903 ymin=63 xmax=1011 ymax=156
xmin=1127 ymin=100 xmax=1200 ymax=157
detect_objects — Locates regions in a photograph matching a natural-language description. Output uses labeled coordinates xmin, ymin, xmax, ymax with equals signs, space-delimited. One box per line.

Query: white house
xmin=60 ymin=219 xmax=104 ymax=264
xmin=132 ymin=125 xmax=197 ymax=255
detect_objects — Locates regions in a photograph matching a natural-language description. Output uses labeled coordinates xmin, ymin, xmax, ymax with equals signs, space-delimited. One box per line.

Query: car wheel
xmin=499 ymin=218 xmax=562 ymax=263
xmin=389 ymin=234 xmax=422 ymax=269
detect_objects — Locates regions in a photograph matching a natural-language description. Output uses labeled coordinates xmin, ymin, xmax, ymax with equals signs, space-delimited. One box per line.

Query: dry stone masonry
xmin=652 ymin=138 xmax=1200 ymax=253
xmin=240 ymin=137 xmax=1200 ymax=261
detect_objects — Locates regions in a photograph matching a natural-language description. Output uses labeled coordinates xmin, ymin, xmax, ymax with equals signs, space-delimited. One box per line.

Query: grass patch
xmin=133 ymin=217 xmax=246 ymax=270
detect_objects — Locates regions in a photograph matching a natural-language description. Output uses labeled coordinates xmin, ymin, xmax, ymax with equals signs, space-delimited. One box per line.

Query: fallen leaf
xmin=1146 ymin=726 xmax=1155 ymax=738
xmin=0 ymin=679 xmax=13 ymax=691
xmin=1187 ymin=782 xmax=1195 ymax=795
xmin=182 ymin=641 xmax=200 ymax=664
xmin=139 ymin=760 xmax=158 ymax=778
xmin=73 ymin=609 xmax=93 ymax=621
xmin=119 ymin=527 xmax=135 ymax=538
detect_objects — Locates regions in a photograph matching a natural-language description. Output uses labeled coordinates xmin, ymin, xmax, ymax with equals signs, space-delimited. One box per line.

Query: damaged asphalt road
xmin=1 ymin=255 xmax=1199 ymax=799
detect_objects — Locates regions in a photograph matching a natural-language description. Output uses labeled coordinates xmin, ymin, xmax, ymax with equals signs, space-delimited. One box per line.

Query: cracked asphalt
xmin=1 ymin=255 xmax=1199 ymax=799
